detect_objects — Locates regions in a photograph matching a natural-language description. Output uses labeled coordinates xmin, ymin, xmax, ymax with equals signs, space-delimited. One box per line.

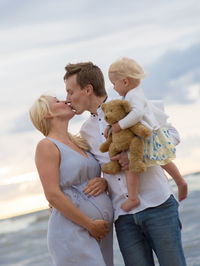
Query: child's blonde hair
xmin=109 ymin=57 xmax=146 ymax=81
xmin=29 ymin=95 xmax=89 ymax=151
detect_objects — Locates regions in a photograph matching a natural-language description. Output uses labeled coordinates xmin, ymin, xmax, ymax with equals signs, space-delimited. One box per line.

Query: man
xmin=64 ymin=62 xmax=186 ymax=266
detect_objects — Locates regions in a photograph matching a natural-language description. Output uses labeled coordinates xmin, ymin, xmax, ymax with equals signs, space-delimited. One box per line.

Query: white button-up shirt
xmin=80 ymin=100 xmax=177 ymax=221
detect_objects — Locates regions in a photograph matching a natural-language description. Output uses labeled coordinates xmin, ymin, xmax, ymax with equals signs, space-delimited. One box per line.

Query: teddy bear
xmin=99 ymin=99 xmax=151 ymax=175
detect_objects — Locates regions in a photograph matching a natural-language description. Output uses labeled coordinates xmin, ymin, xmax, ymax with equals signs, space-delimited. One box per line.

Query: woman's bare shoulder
xmin=36 ymin=138 xmax=58 ymax=156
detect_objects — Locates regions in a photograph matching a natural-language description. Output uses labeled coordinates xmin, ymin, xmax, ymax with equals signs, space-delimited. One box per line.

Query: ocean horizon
xmin=0 ymin=172 xmax=200 ymax=266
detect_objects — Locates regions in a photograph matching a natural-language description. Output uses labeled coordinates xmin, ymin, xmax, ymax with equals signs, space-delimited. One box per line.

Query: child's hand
xmin=112 ymin=122 xmax=121 ymax=133
xmin=104 ymin=125 xmax=111 ymax=138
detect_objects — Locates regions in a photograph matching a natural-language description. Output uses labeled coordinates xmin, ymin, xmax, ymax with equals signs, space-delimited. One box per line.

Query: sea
xmin=0 ymin=172 xmax=200 ymax=266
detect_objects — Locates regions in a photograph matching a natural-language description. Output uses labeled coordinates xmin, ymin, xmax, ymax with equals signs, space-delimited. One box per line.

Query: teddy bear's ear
xmin=101 ymin=103 xmax=106 ymax=111
xmin=121 ymin=100 xmax=131 ymax=113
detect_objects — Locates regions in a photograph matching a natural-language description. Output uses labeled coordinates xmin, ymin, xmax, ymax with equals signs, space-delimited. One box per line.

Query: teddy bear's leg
xmin=101 ymin=143 xmax=121 ymax=174
xmin=130 ymin=122 xmax=151 ymax=139
xmin=129 ymin=136 xmax=146 ymax=173
xmin=102 ymin=161 xmax=121 ymax=174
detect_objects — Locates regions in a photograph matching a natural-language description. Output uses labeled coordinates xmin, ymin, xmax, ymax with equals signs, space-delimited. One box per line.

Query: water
xmin=0 ymin=173 xmax=200 ymax=266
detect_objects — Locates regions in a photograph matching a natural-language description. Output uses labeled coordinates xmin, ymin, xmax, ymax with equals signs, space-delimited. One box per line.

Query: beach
xmin=0 ymin=172 xmax=200 ymax=266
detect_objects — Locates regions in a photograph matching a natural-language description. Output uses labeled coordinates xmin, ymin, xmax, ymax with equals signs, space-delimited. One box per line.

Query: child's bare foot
xmin=121 ymin=198 xmax=140 ymax=212
xmin=177 ymin=180 xmax=188 ymax=201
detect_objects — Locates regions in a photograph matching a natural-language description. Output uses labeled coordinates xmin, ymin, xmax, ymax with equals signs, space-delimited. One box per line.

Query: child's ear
xmin=122 ymin=77 xmax=129 ymax=86
xmin=121 ymin=100 xmax=131 ymax=113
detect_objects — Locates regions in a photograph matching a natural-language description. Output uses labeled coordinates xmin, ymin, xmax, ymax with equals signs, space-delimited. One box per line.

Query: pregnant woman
xmin=29 ymin=95 xmax=113 ymax=266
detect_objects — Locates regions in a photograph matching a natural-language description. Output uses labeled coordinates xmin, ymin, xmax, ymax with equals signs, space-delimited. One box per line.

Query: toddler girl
xmin=106 ymin=57 xmax=188 ymax=212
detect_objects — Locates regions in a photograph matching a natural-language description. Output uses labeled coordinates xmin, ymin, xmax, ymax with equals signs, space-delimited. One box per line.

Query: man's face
xmin=65 ymin=74 xmax=90 ymax=114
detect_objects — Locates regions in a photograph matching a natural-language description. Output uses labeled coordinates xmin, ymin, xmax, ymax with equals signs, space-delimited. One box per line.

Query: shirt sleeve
xmin=118 ymin=92 xmax=145 ymax=129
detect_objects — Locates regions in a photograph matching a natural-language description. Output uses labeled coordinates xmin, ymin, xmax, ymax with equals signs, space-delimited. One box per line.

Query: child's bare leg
xmin=121 ymin=171 xmax=140 ymax=212
xmin=162 ymin=161 xmax=188 ymax=201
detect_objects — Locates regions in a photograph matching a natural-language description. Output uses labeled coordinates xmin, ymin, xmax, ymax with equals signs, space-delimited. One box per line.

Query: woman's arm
xmin=35 ymin=139 xmax=109 ymax=240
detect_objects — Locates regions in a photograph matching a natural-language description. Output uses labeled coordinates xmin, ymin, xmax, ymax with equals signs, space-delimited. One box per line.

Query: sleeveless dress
xmin=47 ymin=138 xmax=113 ymax=266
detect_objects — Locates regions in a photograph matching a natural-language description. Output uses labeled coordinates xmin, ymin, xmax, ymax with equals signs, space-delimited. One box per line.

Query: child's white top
xmin=118 ymin=87 xmax=169 ymax=131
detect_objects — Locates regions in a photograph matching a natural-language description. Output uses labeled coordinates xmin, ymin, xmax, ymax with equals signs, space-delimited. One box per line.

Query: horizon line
xmin=0 ymin=206 xmax=49 ymax=221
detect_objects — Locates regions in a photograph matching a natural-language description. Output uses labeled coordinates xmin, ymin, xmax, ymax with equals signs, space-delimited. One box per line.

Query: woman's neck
xmin=47 ymin=120 xmax=70 ymax=142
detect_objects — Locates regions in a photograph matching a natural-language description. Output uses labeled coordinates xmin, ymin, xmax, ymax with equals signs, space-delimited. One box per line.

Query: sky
xmin=0 ymin=0 xmax=200 ymax=218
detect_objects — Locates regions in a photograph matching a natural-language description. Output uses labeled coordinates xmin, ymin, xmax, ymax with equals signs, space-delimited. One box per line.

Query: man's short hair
xmin=64 ymin=62 xmax=106 ymax=97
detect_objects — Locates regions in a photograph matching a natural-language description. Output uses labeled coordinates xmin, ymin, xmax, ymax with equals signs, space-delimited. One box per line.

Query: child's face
xmin=109 ymin=73 xmax=127 ymax=97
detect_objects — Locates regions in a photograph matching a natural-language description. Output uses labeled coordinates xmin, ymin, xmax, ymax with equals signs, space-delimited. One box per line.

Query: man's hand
xmin=83 ymin=177 xmax=108 ymax=197
xmin=112 ymin=122 xmax=121 ymax=133
xmin=87 ymin=220 xmax=110 ymax=241
xmin=111 ymin=151 xmax=129 ymax=171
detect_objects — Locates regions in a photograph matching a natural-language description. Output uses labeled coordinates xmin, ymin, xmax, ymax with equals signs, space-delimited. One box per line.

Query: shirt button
xmin=126 ymin=194 xmax=128 ymax=198
xmin=101 ymin=132 xmax=104 ymax=135
xmin=118 ymin=178 xmax=120 ymax=181
xmin=99 ymin=118 xmax=101 ymax=121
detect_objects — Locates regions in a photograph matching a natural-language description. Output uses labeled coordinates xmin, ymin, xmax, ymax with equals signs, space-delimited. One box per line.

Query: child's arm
xmin=112 ymin=122 xmax=121 ymax=133
xmin=104 ymin=125 xmax=111 ymax=138
xmin=119 ymin=92 xmax=145 ymax=130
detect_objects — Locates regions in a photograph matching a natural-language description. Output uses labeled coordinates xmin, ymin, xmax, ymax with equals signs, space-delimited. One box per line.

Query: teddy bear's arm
xmin=99 ymin=135 xmax=112 ymax=153
xmin=129 ymin=122 xmax=151 ymax=139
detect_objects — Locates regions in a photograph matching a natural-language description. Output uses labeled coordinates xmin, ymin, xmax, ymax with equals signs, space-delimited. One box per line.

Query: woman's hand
xmin=84 ymin=177 xmax=108 ymax=197
xmin=111 ymin=151 xmax=129 ymax=171
xmin=87 ymin=220 xmax=110 ymax=241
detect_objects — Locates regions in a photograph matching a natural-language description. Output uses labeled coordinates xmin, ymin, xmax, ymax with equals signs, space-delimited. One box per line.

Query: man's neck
xmin=89 ymin=94 xmax=107 ymax=115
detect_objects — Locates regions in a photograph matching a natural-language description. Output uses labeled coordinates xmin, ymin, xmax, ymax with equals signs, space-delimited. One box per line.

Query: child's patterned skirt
xmin=142 ymin=127 xmax=176 ymax=167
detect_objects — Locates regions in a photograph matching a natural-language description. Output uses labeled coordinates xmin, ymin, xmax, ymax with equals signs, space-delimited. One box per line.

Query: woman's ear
xmin=44 ymin=113 xmax=53 ymax=119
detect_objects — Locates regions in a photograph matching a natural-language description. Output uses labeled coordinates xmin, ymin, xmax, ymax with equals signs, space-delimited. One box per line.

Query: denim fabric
xmin=115 ymin=195 xmax=186 ymax=266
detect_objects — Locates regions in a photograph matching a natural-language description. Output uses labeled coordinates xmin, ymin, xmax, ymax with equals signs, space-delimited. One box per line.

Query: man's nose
xmin=65 ymin=95 xmax=70 ymax=102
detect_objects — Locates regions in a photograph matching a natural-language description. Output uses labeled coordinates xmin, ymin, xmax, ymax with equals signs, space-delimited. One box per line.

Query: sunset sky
xmin=0 ymin=0 xmax=200 ymax=218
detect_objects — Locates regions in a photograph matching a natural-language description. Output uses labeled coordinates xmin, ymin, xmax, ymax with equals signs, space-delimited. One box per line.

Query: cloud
xmin=142 ymin=43 xmax=200 ymax=104
xmin=0 ymin=0 xmax=200 ymax=180
xmin=9 ymin=112 xmax=35 ymax=133
xmin=9 ymin=109 xmax=88 ymax=134
xmin=0 ymin=177 xmax=43 ymax=201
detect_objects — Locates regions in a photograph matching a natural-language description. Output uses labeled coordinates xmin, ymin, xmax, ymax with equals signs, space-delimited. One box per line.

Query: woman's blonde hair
xmin=109 ymin=57 xmax=146 ymax=81
xmin=29 ymin=95 xmax=89 ymax=151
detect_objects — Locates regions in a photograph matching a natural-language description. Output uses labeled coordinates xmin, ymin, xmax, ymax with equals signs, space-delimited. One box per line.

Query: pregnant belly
xmin=70 ymin=182 xmax=113 ymax=224
xmin=78 ymin=191 xmax=113 ymax=224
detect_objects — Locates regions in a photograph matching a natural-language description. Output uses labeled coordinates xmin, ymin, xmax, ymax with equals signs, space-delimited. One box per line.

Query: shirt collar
xmin=90 ymin=96 xmax=108 ymax=117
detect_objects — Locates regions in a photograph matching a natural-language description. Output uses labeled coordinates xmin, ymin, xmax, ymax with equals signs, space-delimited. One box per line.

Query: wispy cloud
xmin=142 ymin=43 xmax=200 ymax=104
xmin=0 ymin=0 xmax=200 ymax=180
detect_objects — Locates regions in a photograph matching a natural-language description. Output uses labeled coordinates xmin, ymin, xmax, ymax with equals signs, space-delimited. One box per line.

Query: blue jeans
xmin=115 ymin=195 xmax=186 ymax=266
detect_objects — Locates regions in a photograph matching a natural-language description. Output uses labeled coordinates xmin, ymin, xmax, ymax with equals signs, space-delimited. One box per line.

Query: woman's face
xmin=47 ymin=96 xmax=75 ymax=120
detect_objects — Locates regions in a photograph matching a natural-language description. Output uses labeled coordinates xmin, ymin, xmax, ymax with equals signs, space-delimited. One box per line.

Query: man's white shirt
xmin=80 ymin=100 xmax=178 ymax=221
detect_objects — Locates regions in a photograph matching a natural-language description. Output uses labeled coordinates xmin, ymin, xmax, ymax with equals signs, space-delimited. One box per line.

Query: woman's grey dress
xmin=47 ymin=138 xmax=113 ymax=266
